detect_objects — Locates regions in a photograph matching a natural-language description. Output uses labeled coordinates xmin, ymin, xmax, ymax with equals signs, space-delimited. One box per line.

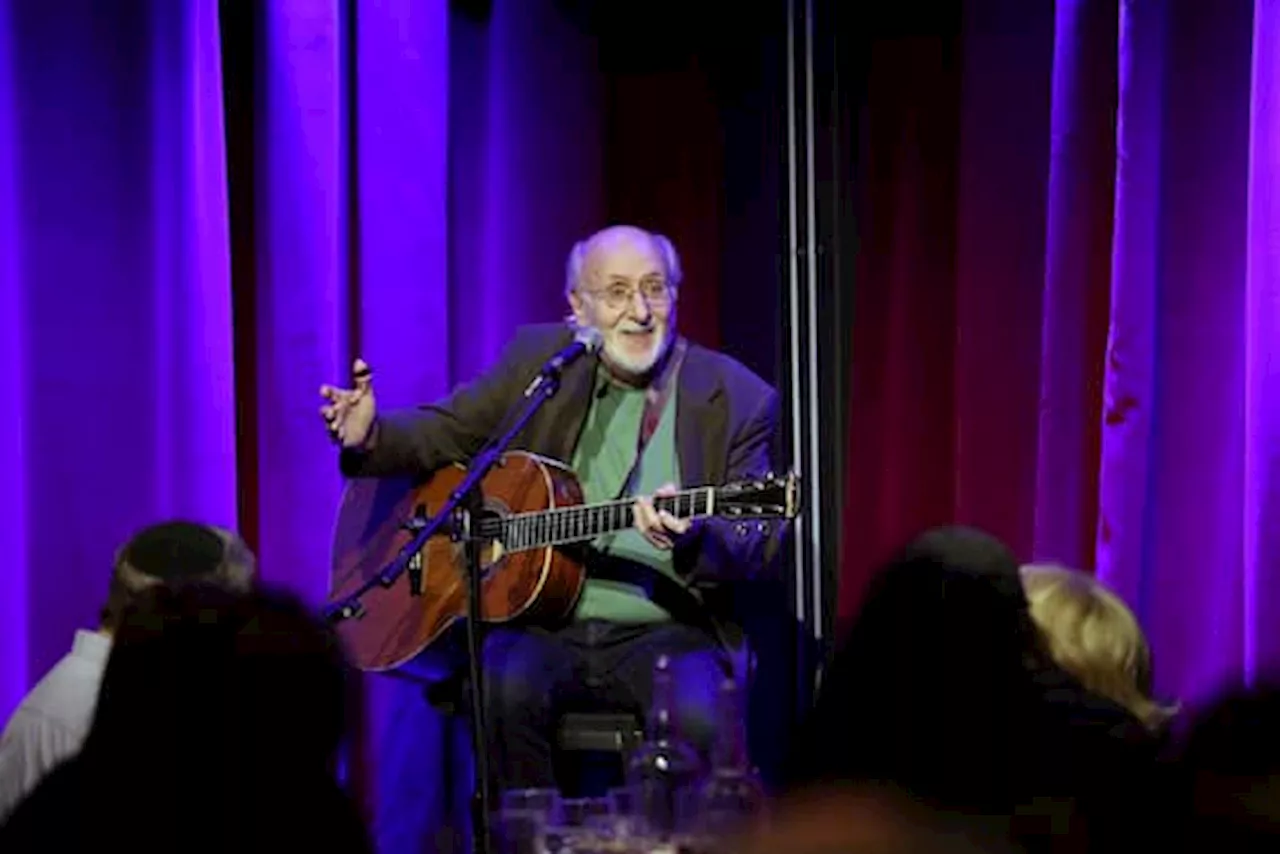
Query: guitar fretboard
xmin=483 ymin=488 xmax=715 ymax=552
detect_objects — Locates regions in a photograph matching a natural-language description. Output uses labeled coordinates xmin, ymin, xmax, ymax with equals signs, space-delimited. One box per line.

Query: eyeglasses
xmin=584 ymin=281 xmax=672 ymax=309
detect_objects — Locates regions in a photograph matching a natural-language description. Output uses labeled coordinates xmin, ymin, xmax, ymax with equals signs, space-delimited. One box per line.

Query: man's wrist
xmin=354 ymin=418 xmax=380 ymax=452
xmin=674 ymin=517 xmax=705 ymax=549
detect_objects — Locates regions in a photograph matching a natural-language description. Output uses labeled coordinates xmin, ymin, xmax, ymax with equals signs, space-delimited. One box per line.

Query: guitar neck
xmin=498 ymin=488 xmax=715 ymax=552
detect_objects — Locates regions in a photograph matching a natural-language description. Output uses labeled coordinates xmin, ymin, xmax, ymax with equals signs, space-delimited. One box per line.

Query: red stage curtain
xmin=604 ymin=63 xmax=725 ymax=351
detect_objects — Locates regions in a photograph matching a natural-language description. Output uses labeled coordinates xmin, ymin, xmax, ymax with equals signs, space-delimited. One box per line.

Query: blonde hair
xmin=1019 ymin=564 xmax=1176 ymax=732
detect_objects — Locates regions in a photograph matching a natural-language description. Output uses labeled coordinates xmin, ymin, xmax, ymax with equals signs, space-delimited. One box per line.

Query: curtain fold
xmin=837 ymin=26 xmax=964 ymax=626
xmin=0 ymin=0 xmax=30 ymax=718
xmin=839 ymin=0 xmax=1280 ymax=701
xmin=1034 ymin=0 xmax=1117 ymax=568
xmin=1244 ymin=0 xmax=1280 ymax=685
xmin=1095 ymin=0 xmax=1161 ymax=609
xmin=1102 ymin=0 xmax=1256 ymax=702
xmin=951 ymin=0 xmax=1055 ymax=552
xmin=254 ymin=0 xmax=350 ymax=605
xmin=355 ymin=0 xmax=452 ymax=408
xmin=149 ymin=0 xmax=239 ymax=532
xmin=433 ymin=0 xmax=608 ymax=384
xmin=0 ymin=0 xmax=238 ymax=723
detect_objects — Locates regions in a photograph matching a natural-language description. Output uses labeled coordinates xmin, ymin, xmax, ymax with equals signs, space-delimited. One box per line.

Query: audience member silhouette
xmin=741 ymin=785 xmax=1019 ymax=854
xmin=0 ymin=582 xmax=370 ymax=853
xmin=788 ymin=527 xmax=1047 ymax=808
xmin=787 ymin=526 xmax=1159 ymax=850
xmin=1171 ymin=683 xmax=1280 ymax=848
xmin=0 ymin=519 xmax=257 ymax=818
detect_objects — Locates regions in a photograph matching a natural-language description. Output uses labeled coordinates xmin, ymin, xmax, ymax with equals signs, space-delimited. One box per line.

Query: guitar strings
xmin=475 ymin=488 xmax=715 ymax=551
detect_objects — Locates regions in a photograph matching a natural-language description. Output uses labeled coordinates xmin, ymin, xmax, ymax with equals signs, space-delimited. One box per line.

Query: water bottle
xmin=624 ymin=654 xmax=703 ymax=838
xmin=696 ymin=676 xmax=767 ymax=837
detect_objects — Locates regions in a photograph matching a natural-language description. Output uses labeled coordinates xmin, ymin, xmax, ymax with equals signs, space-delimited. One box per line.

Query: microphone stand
xmin=326 ymin=363 xmax=577 ymax=854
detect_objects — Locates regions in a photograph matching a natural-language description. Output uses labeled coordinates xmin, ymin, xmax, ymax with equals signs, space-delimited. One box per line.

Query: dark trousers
xmin=483 ymin=619 xmax=731 ymax=790
xmin=372 ymin=620 xmax=729 ymax=853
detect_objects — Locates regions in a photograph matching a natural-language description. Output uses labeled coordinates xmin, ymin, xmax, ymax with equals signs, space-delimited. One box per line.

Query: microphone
xmin=523 ymin=328 xmax=602 ymax=397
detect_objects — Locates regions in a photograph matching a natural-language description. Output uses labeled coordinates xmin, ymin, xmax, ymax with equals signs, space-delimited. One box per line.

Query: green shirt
xmin=569 ymin=371 xmax=681 ymax=623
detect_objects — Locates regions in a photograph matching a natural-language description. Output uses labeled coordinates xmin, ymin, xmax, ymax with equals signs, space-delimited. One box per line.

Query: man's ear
xmin=568 ymin=289 xmax=588 ymax=326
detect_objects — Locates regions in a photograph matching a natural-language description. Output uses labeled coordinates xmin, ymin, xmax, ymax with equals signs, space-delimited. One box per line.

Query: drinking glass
xmin=541 ymin=797 xmax=614 ymax=852
xmin=553 ymin=797 xmax=612 ymax=827
xmin=604 ymin=786 xmax=643 ymax=838
xmin=494 ymin=788 xmax=560 ymax=854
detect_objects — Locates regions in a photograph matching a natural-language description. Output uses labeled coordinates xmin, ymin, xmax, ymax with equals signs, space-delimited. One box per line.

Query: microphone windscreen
xmin=575 ymin=327 xmax=604 ymax=352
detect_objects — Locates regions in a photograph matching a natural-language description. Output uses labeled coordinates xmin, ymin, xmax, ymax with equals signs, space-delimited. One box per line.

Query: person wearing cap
xmin=0 ymin=521 xmax=257 ymax=819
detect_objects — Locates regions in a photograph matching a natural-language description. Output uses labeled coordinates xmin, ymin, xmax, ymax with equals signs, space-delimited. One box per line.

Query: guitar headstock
xmin=714 ymin=470 xmax=801 ymax=519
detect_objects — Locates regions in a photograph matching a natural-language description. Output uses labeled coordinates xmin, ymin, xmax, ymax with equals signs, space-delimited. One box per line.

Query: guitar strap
xmin=612 ymin=336 xmax=688 ymax=501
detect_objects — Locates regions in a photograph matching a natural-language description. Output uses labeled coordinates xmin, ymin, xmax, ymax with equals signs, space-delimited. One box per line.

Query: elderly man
xmin=0 ymin=521 xmax=257 ymax=820
xmin=322 ymin=225 xmax=782 ymax=824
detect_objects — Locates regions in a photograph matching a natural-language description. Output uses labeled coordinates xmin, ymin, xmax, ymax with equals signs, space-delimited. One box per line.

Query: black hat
xmin=117 ymin=521 xmax=229 ymax=582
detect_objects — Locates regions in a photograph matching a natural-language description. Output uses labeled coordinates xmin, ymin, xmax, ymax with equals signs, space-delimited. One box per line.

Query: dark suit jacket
xmin=339 ymin=323 xmax=787 ymax=638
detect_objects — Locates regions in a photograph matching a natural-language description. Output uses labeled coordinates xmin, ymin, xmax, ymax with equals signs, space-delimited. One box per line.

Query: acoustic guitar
xmin=327 ymin=450 xmax=800 ymax=672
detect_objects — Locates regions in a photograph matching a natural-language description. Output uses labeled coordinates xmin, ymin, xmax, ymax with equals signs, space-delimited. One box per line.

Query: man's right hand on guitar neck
xmin=319 ymin=359 xmax=378 ymax=450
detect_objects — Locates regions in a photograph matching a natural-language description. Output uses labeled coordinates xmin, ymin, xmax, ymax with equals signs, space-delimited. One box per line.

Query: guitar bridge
xmin=406 ymin=550 xmax=424 ymax=597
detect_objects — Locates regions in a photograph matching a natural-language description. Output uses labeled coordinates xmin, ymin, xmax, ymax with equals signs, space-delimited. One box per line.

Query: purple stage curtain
xmin=251 ymin=0 xmax=352 ymax=610
xmin=839 ymin=0 xmax=1280 ymax=705
xmin=0 ymin=0 xmax=27 ymax=720
xmin=1245 ymin=0 xmax=1280 ymax=687
xmin=244 ymin=0 xmax=605 ymax=606
xmin=1097 ymin=0 xmax=1272 ymax=703
xmin=0 ymin=0 xmax=612 ymax=835
xmin=0 ymin=0 xmax=239 ymax=721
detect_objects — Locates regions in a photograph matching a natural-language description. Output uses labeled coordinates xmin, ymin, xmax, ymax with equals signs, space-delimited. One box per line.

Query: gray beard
xmin=603 ymin=329 xmax=667 ymax=377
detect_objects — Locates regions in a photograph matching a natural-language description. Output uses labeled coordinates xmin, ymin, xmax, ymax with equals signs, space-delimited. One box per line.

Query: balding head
xmin=565 ymin=225 xmax=682 ymax=382
xmin=564 ymin=225 xmax=683 ymax=298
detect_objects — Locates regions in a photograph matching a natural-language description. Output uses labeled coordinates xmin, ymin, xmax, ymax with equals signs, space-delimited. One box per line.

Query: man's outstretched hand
xmin=319 ymin=359 xmax=377 ymax=449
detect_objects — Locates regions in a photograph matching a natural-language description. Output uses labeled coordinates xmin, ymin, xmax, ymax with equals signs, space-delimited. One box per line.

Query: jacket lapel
xmin=530 ymin=337 xmax=727 ymax=485
xmin=675 ymin=343 xmax=726 ymax=487
xmin=531 ymin=352 xmax=598 ymax=464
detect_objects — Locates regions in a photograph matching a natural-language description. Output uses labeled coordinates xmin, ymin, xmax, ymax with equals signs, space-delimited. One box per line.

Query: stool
xmin=554 ymin=712 xmax=644 ymax=797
